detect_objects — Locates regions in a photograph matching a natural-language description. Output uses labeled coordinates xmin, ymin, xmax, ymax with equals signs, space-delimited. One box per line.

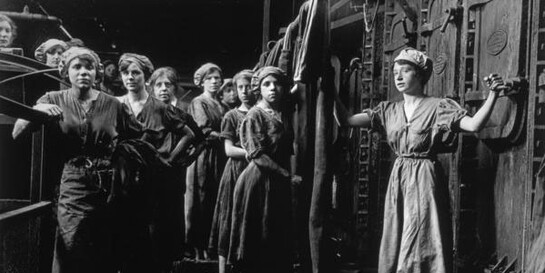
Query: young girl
xmin=229 ymin=67 xmax=300 ymax=273
xmin=185 ymin=62 xmax=227 ymax=260
xmin=209 ymin=69 xmax=254 ymax=273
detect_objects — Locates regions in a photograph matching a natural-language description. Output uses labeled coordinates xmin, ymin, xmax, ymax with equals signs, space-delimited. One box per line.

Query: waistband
xmin=396 ymin=154 xmax=436 ymax=160
xmin=65 ymin=156 xmax=111 ymax=169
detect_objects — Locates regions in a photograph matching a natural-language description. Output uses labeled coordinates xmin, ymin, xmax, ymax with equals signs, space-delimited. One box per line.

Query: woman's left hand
xmin=484 ymin=74 xmax=507 ymax=92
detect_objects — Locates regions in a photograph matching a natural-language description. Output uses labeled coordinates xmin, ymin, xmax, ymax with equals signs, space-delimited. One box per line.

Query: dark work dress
xmin=185 ymin=94 xmax=227 ymax=250
xmin=119 ymin=95 xmax=190 ymax=270
xmin=37 ymin=90 xmax=141 ymax=273
xmin=228 ymin=106 xmax=293 ymax=273
xmin=209 ymin=108 xmax=248 ymax=257
xmin=367 ymin=97 xmax=467 ymax=273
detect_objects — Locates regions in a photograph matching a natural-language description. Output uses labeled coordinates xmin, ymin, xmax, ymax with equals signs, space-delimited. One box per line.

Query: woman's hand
xmin=484 ymin=74 xmax=506 ymax=93
xmin=290 ymin=175 xmax=303 ymax=186
xmin=33 ymin=103 xmax=63 ymax=120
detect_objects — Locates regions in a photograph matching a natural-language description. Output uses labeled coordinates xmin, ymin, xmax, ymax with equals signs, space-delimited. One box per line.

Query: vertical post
xmin=262 ymin=0 xmax=271 ymax=52
xmin=29 ymin=126 xmax=44 ymax=203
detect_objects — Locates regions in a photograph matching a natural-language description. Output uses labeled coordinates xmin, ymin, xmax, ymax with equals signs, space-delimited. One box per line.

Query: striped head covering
xmin=58 ymin=47 xmax=102 ymax=78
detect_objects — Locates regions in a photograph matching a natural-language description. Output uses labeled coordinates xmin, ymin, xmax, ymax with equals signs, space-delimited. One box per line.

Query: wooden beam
xmin=0 ymin=201 xmax=51 ymax=222
xmin=262 ymin=0 xmax=271 ymax=52
xmin=331 ymin=12 xmax=364 ymax=29
xmin=330 ymin=0 xmax=350 ymax=14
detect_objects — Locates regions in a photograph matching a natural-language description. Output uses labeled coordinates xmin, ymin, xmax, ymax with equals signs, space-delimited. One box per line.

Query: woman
xmin=209 ymin=69 xmax=254 ymax=273
xmin=185 ymin=62 xmax=227 ymax=260
xmin=0 ymin=14 xmax=16 ymax=48
xmin=12 ymin=47 xmax=141 ymax=273
xmin=228 ymin=66 xmax=300 ymax=273
xmin=34 ymin=39 xmax=69 ymax=68
xmin=150 ymin=66 xmax=190 ymax=111
xmin=335 ymin=48 xmax=504 ymax=273
xmin=117 ymin=53 xmax=200 ymax=272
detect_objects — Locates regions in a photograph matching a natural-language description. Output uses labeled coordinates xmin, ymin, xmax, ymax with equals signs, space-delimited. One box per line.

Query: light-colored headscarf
xmin=34 ymin=39 xmax=68 ymax=63
xmin=251 ymin=66 xmax=287 ymax=92
xmin=220 ymin=78 xmax=234 ymax=93
xmin=118 ymin=53 xmax=154 ymax=79
xmin=233 ymin=69 xmax=253 ymax=85
xmin=193 ymin=63 xmax=222 ymax=86
xmin=58 ymin=47 xmax=102 ymax=78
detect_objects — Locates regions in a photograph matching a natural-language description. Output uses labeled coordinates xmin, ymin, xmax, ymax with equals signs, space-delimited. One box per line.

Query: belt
xmin=396 ymin=154 xmax=436 ymax=160
xmin=66 ymin=156 xmax=111 ymax=169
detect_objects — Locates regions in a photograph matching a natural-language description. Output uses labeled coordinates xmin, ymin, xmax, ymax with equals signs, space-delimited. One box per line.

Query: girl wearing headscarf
xmin=335 ymin=47 xmax=504 ymax=273
xmin=219 ymin=78 xmax=239 ymax=112
xmin=117 ymin=54 xmax=201 ymax=272
xmin=185 ymin=62 xmax=227 ymax=260
xmin=228 ymin=66 xmax=300 ymax=273
xmin=12 ymin=47 xmax=141 ymax=273
xmin=0 ymin=14 xmax=16 ymax=48
xmin=34 ymin=39 xmax=69 ymax=68
xmin=209 ymin=69 xmax=255 ymax=273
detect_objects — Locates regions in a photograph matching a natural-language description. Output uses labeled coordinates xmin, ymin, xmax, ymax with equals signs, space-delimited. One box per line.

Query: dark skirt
xmin=209 ymin=157 xmax=248 ymax=257
xmin=185 ymin=141 xmax=226 ymax=249
xmin=52 ymin=162 xmax=116 ymax=273
xmin=228 ymin=162 xmax=292 ymax=273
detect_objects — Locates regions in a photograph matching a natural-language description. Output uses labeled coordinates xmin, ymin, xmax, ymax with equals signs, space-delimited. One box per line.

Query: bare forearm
xmin=460 ymin=91 xmax=498 ymax=132
xmin=169 ymin=134 xmax=194 ymax=163
xmin=252 ymin=154 xmax=290 ymax=177
xmin=225 ymin=145 xmax=246 ymax=159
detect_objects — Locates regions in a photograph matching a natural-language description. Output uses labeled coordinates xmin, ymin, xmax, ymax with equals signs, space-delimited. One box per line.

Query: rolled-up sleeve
xmin=240 ymin=115 xmax=268 ymax=160
xmin=436 ymin=98 xmax=468 ymax=132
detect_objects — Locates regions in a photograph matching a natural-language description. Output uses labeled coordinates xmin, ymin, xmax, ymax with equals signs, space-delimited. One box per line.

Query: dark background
xmin=1 ymin=0 xmax=300 ymax=82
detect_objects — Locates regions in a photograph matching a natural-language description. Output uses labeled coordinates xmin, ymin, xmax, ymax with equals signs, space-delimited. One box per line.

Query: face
xmin=260 ymin=75 xmax=283 ymax=104
xmin=153 ymin=75 xmax=176 ymax=103
xmin=45 ymin=46 xmax=65 ymax=68
xmin=0 ymin=21 xmax=13 ymax=48
xmin=121 ymin=63 xmax=146 ymax=93
xmin=202 ymin=70 xmax=222 ymax=94
xmin=104 ymin=63 xmax=118 ymax=80
xmin=67 ymin=58 xmax=97 ymax=90
xmin=222 ymin=85 xmax=238 ymax=105
xmin=393 ymin=62 xmax=422 ymax=94
xmin=236 ymin=78 xmax=254 ymax=105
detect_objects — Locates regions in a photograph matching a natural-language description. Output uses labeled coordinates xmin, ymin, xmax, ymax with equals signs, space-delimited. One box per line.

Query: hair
xmin=201 ymin=66 xmax=222 ymax=84
xmin=393 ymin=59 xmax=432 ymax=86
xmin=149 ymin=67 xmax=180 ymax=92
xmin=233 ymin=69 xmax=253 ymax=86
xmin=119 ymin=57 xmax=154 ymax=80
xmin=0 ymin=14 xmax=17 ymax=46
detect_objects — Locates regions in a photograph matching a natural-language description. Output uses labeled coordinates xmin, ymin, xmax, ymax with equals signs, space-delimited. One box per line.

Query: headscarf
xmin=232 ymin=69 xmax=253 ymax=85
xmin=118 ymin=53 xmax=154 ymax=80
xmin=193 ymin=63 xmax=222 ymax=86
xmin=220 ymin=78 xmax=234 ymax=93
xmin=394 ymin=47 xmax=433 ymax=81
xmin=58 ymin=47 xmax=102 ymax=78
xmin=251 ymin=66 xmax=288 ymax=92
xmin=34 ymin=39 xmax=68 ymax=63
